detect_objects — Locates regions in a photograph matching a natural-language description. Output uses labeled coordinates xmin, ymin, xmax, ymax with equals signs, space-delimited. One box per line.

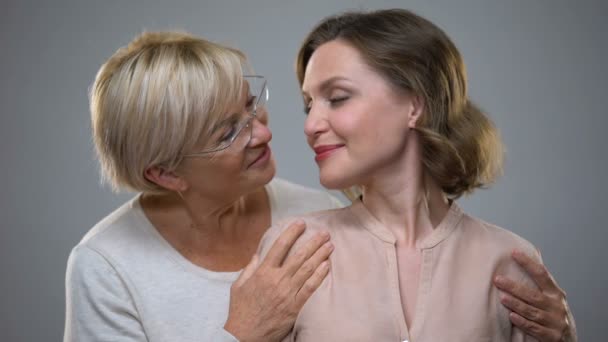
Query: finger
xmin=290 ymin=241 xmax=334 ymax=287
xmin=500 ymin=293 xmax=555 ymax=327
xmin=294 ymin=260 xmax=331 ymax=308
xmin=511 ymin=249 xmax=560 ymax=294
xmin=263 ymin=220 xmax=307 ymax=267
xmin=233 ymin=254 xmax=259 ymax=287
xmin=510 ymin=312 xmax=563 ymax=342
xmin=282 ymin=230 xmax=331 ymax=276
xmin=494 ymin=275 xmax=549 ymax=309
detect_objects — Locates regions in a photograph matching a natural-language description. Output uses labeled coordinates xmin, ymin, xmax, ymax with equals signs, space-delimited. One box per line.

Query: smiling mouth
xmin=313 ymin=144 xmax=344 ymax=162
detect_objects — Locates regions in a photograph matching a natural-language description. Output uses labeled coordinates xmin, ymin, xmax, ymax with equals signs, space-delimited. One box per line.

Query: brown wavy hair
xmin=296 ymin=9 xmax=503 ymax=198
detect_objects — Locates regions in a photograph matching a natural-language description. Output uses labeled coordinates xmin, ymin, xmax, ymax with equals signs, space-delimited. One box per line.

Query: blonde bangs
xmin=90 ymin=31 xmax=248 ymax=193
xmin=180 ymin=45 xmax=247 ymax=154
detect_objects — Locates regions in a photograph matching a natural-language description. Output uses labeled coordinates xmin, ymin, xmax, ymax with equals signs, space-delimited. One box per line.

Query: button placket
xmin=386 ymin=242 xmax=409 ymax=341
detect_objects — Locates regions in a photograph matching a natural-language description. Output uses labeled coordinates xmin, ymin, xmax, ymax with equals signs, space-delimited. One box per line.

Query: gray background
xmin=1 ymin=0 xmax=605 ymax=340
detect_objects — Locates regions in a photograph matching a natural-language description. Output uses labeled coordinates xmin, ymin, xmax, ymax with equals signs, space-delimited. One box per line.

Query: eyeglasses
xmin=184 ymin=75 xmax=268 ymax=157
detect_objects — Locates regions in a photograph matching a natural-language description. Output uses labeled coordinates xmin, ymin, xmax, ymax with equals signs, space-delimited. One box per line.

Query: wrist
xmin=223 ymin=320 xmax=242 ymax=340
xmin=224 ymin=319 xmax=258 ymax=342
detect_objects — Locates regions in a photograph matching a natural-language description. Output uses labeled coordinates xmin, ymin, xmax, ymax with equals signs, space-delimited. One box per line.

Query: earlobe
xmin=144 ymin=166 xmax=188 ymax=192
xmin=407 ymin=94 xmax=425 ymax=128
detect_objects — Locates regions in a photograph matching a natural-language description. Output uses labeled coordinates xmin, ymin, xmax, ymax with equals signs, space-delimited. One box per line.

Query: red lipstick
xmin=313 ymin=144 xmax=344 ymax=162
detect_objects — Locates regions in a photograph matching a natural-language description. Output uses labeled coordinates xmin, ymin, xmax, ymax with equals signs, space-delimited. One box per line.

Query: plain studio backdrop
xmin=1 ymin=0 xmax=605 ymax=340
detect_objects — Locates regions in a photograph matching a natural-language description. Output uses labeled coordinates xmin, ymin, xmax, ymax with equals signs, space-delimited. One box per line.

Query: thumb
xmin=234 ymin=254 xmax=259 ymax=286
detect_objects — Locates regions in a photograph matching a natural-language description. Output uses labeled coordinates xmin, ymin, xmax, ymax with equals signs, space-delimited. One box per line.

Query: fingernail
xmin=325 ymin=242 xmax=334 ymax=251
xmin=320 ymin=231 xmax=330 ymax=238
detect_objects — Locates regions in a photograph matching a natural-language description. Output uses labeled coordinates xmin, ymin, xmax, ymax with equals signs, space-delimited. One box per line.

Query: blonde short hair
xmin=90 ymin=31 xmax=246 ymax=193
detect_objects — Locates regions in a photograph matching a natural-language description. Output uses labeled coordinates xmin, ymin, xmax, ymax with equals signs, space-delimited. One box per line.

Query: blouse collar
xmin=348 ymin=198 xmax=464 ymax=249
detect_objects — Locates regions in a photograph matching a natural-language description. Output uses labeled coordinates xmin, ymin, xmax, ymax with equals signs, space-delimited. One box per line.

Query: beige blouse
xmin=258 ymin=200 xmax=539 ymax=342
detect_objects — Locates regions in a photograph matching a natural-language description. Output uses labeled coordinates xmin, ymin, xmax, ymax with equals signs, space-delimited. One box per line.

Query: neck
xmin=360 ymin=133 xmax=450 ymax=247
xmin=140 ymin=187 xmax=269 ymax=271
xmin=141 ymin=185 xmax=270 ymax=247
xmin=181 ymin=190 xmax=249 ymax=235
xmin=144 ymin=191 xmax=244 ymax=231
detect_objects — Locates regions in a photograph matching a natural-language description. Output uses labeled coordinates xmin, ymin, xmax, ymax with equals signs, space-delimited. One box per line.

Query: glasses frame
xmin=183 ymin=75 xmax=268 ymax=157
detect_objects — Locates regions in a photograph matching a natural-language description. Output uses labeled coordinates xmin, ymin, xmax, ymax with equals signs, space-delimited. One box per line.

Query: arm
xmin=223 ymin=220 xmax=332 ymax=342
xmin=495 ymin=249 xmax=577 ymax=342
xmin=65 ymin=246 xmax=239 ymax=342
xmin=64 ymin=246 xmax=148 ymax=342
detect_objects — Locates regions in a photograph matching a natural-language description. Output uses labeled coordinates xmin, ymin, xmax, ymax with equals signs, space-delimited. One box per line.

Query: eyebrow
xmin=302 ymin=76 xmax=352 ymax=97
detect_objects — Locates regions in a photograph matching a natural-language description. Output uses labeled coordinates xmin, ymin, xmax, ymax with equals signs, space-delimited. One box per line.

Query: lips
xmin=248 ymin=145 xmax=271 ymax=168
xmin=313 ymin=144 xmax=344 ymax=162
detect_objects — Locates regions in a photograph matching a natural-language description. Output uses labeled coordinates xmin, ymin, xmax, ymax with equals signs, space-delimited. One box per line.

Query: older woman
xmin=65 ymin=30 xmax=574 ymax=341
xmin=258 ymin=9 xmax=577 ymax=342
xmin=64 ymin=32 xmax=340 ymax=342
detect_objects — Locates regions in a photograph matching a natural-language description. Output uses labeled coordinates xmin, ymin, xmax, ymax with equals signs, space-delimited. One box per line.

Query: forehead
xmin=302 ymin=40 xmax=375 ymax=92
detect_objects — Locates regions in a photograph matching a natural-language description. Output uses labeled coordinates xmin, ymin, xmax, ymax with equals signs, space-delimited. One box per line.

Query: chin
xmin=319 ymin=168 xmax=356 ymax=190
xmin=241 ymin=161 xmax=276 ymax=196
xmin=261 ymin=158 xmax=277 ymax=184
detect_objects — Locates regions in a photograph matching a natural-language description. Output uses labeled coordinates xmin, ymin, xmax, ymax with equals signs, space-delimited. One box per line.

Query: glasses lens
xmin=232 ymin=116 xmax=254 ymax=150
xmin=244 ymin=76 xmax=268 ymax=111
xmin=185 ymin=77 xmax=265 ymax=157
xmin=203 ymin=115 xmax=251 ymax=153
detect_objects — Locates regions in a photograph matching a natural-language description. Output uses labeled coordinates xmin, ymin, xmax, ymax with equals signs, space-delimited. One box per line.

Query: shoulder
xmin=266 ymin=178 xmax=344 ymax=221
xmin=65 ymin=244 xmax=146 ymax=341
xmin=458 ymin=212 xmax=538 ymax=258
xmin=66 ymin=244 xmax=123 ymax=292
xmin=79 ymin=196 xmax=143 ymax=246
xmin=257 ymin=205 xmax=352 ymax=259
xmin=456 ymin=209 xmax=541 ymax=286
xmin=71 ymin=195 xmax=159 ymax=277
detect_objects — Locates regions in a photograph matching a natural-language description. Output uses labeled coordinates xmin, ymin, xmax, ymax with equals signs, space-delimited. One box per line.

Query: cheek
xmin=329 ymin=107 xmax=368 ymax=140
xmin=218 ymin=155 xmax=247 ymax=175
xmin=198 ymin=155 xmax=246 ymax=181
xmin=331 ymin=106 xmax=387 ymax=148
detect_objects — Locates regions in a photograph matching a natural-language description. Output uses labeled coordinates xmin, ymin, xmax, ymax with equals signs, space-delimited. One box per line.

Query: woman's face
xmin=176 ymin=82 xmax=276 ymax=201
xmin=302 ymin=40 xmax=419 ymax=190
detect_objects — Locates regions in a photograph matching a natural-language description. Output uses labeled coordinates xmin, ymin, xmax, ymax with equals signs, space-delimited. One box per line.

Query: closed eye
xmin=303 ymin=105 xmax=311 ymax=115
xmin=219 ymin=125 xmax=237 ymax=142
xmin=303 ymin=96 xmax=349 ymax=115
xmin=303 ymin=99 xmax=312 ymax=115
xmin=215 ymin=115 xmax=242 ymax=143
xmin=329 ymin=96 xmax=349 ymax=106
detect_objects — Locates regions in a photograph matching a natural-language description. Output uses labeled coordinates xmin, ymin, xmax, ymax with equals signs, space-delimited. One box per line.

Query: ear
xmin=144 ymin=166 xmax=188 ymax=192
xmin=407 ymin=94 xmax=425 ymax=129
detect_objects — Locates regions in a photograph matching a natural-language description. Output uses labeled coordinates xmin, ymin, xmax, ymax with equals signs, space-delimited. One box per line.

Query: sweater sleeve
xmin=64 ymin=245 xmax=240 ymax=342
xmin=64 ymin=245 xmax=147 ymax=341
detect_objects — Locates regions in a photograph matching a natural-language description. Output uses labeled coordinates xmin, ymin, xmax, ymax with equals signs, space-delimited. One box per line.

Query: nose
xmin=303 ymin=102 xmax=328 ymax=139
xmin=248 ymin=113 xmax=272 ymax=146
